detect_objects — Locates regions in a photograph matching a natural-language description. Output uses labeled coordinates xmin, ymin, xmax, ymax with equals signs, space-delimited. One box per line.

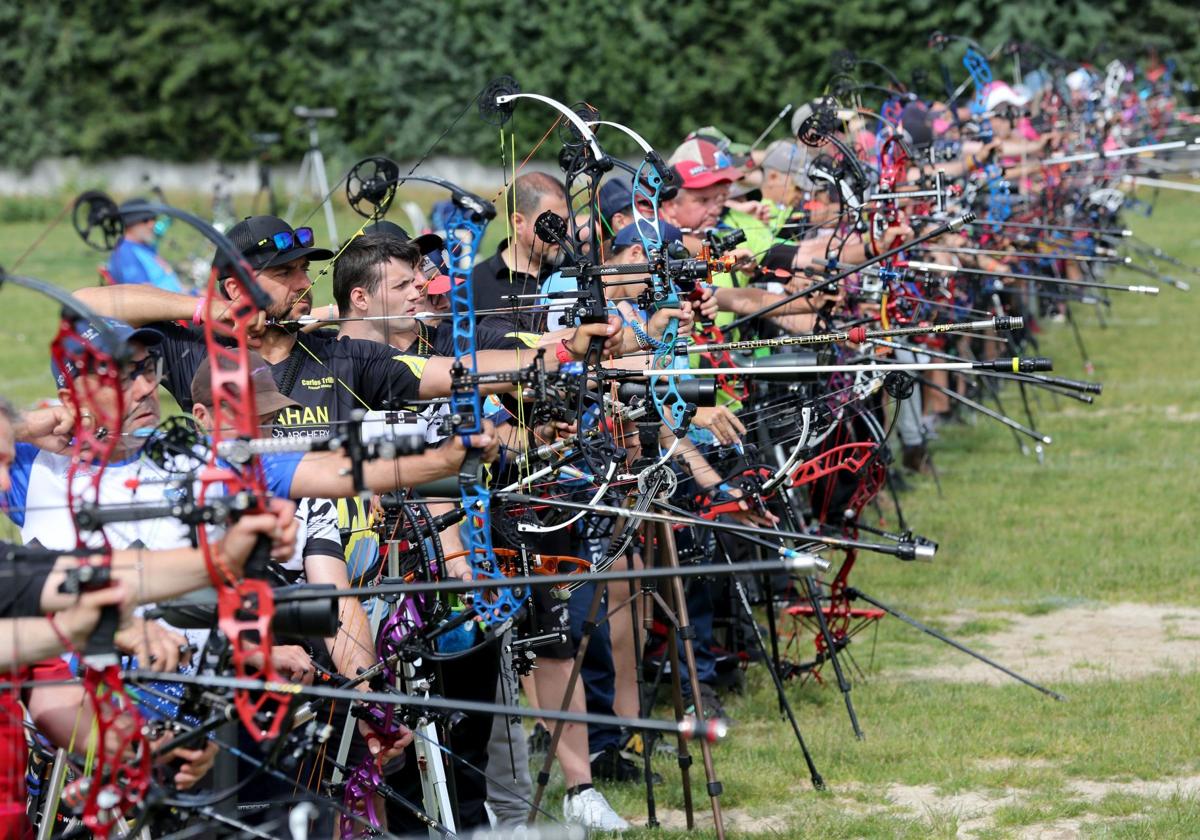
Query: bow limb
xmin=0 ymin=266 xmax=152 ymax=836
xmin=196 ymin=249 xmax=295 ymax=742
xmin=440 ymin=180 xmax=521 ymax=626
xmin=79 ymin=191 xmax=296 ymax=743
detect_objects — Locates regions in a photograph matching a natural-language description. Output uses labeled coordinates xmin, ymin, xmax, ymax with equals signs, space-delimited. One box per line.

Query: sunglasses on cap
xmin=256 ymin=226 xmax=315 ymax=253
xmin=711 ymin=148 xmax=734 ymax=170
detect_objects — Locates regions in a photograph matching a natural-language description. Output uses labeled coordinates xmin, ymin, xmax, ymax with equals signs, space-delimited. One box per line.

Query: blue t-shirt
xmin=107 ymin=238 xmax=190 ymax=295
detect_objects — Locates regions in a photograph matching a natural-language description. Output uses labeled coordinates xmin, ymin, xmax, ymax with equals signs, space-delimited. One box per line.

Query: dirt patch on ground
xmin=650 ymin=807 xmax=790 ymax=833
xmin=691 ymin=773 xmax=1200 ymax=837
xmin=882 ymin=774 xmax=1200 ymax=838
xmin=972 ymin=757 xmax=1056 ymax=771
xmin=899 ymin=603 xmax=1200 ymax=685
xmin=1014 ymin=819 xmax=1086 ymax=840
xmin=884 ymin=782 xmax=1023 ymax=834
xmin=1067 ymin=774 xmax=1200 ymax=801
xmin=1164 ymin=404 xmax=1200 ymax=423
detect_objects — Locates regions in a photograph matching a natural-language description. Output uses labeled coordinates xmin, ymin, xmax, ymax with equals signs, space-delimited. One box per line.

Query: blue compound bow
xmin=343 ymin=157 xmax=519 ymax=624
xmin=587 ymin=117 xmax=694 ymax=434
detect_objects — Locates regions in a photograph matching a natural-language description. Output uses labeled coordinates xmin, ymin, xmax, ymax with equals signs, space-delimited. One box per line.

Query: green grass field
xmin=1 ymin=187 xmax=1197 ymax=837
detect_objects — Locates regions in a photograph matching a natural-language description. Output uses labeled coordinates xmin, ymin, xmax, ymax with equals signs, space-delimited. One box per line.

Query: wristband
xmin=45 ymin=612 xmax=75 ymax=651
xmin=633 ymin=324 xmax=653 ymax=351
xmin=192 ymin=298 xmax=206 ymax=326
xmin=556 ymin=339 xmax=574 ymax=365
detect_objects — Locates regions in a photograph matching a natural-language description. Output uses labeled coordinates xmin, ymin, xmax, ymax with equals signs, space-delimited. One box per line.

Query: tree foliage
xmin=2 ymin=0 xmax=1197 ymax=170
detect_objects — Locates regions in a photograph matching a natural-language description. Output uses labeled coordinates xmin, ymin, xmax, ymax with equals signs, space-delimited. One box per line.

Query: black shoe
xmin=527 ymin=722 xmax=550 ymax=756
xmin=590 ymin=744 xmax=658 ymax=784
xmin=685 ymin=683 xmax=732 ymax=723
xmin=902 ymin=444 xmax=928 ymax=474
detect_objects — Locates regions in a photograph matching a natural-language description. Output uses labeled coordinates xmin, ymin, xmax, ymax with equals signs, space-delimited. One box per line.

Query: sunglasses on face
xmin=120 ymin=352 xmax=165 ymax=387
xmin=256 ymin=226 xmax=315 ymax=253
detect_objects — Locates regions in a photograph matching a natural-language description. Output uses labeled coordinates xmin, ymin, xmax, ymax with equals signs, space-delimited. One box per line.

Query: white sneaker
xmin=563 ymin=787 xmax=630 ymax=833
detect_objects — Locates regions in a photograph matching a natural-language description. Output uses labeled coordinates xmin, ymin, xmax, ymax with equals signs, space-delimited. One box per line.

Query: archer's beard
xmin=269 ymin=295 xmax=311 ymax=321
xmin=532 ymin=246 xmax=564 ymax=271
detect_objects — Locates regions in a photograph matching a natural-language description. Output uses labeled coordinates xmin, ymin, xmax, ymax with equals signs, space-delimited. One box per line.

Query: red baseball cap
xmin=425 ymin=274 xmax=455 ymax=296
xmin=667 ymin=137 xmax=742 ymax=189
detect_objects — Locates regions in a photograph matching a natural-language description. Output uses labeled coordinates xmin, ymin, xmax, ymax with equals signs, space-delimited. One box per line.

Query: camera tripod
xmin=250 ymin=132 xmax=282 ymax=217
xmin=286 ymin=106 xmax=340 ymax=246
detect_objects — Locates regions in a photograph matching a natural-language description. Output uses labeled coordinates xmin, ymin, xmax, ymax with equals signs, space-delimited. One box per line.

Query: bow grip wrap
xmin=458 ymin=445 xmax=485 ymax=491
xmin=59 ymin=560 xmax=121 ymax=666
xmin=573 ymin=279 xmax=609 ymax=369
xmin=82 ymin=605 xmax=122 ymax=668
xmin=244 ymin=532 xmax=275 ymax=582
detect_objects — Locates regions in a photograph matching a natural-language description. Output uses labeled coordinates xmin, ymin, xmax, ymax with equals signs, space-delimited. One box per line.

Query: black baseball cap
xmin=365 ymin=219 xmax=445 ymax=257
xmin=598 ymin=179 xmax=634 ymax=225
xmin=213 ymin=215 xmax=335 ymax=276
xmin=118 ymin=197 xmax=158 ymax=225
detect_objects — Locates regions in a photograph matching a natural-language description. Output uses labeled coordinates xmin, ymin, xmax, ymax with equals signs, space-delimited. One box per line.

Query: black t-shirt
xmin=155 ymin=323 xmax=423 ymax=437
xmin=471 ymin=244 xmax=555 ymax=331
xmin=426 ymin=316 xmax=537 ymax=356
xmin=0 ymin=544 xmax=51 ymax=618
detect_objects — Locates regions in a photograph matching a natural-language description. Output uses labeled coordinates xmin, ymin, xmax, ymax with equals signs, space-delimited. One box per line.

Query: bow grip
xmin=582 ymin=332 xmax=606 ymax=370
xmin=458 ymin=444 xmax=485 ymax=488
xmin=244 ymin=532 xmax=274 ymax=581
xmin=82 ymin=604 xmax=122 ymax=667
xmin=64 ymin=561 xmax=120 ymax=665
